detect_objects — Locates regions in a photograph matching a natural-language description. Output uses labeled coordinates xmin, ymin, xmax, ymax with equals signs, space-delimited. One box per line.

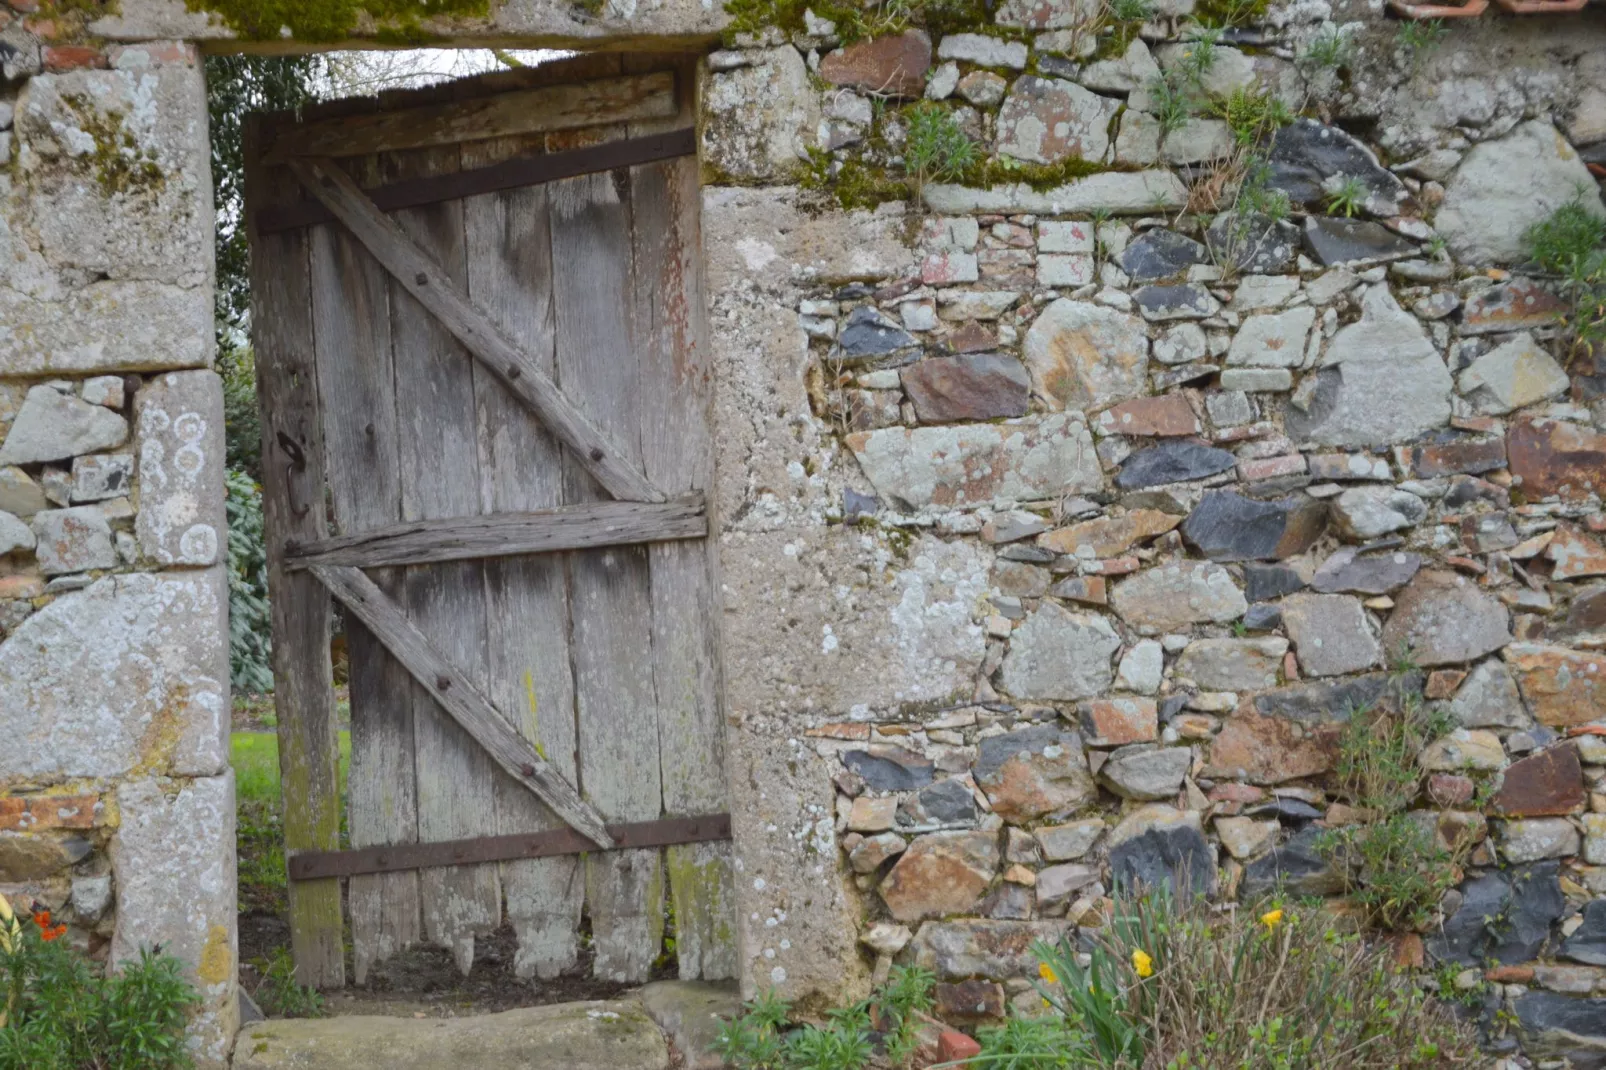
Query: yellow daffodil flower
xmin=1260 ymin=909 xmax=1284 ymax=931
xmin=1132 ymin=949 xmax=1154 ymax=978
xmin=1038 ymin=962 xmax=1058 ymax=984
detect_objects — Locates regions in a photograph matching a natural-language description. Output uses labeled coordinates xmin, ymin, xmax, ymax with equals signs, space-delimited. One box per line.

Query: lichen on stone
xmin=58 ymin=92 xmax=167 ymax=198
xmin=181 ymin=0 xmax=489 ymax=42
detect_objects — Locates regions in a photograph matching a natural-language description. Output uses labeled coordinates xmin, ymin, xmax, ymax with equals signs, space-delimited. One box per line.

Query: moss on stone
xmin=724 ymin=0 xmax=1001 ymax=46
xmin=59 ymin=92 xmax=167 ymax=199
xmin=799 ymin=149 xmax=910 ymax=212
xmin=958 ymin=153 xmax=1110 ymax=191
xmin=183 ymin=0 xmax=489 ymax=42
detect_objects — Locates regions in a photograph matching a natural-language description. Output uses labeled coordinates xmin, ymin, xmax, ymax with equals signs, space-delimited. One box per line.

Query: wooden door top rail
xmin=288 ymin=814 xmax=733 ymax=881
xmin=286 ymin=495 xmax=707 ymax=569
xmin=262 ymin=71 xmax=677 ymax=165
xmin=257 ymin=127 xmax=698 ymax=234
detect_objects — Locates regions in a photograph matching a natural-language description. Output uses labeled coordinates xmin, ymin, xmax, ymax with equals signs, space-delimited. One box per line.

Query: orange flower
xmin=32 ymin=909 xmax=66 ymax=942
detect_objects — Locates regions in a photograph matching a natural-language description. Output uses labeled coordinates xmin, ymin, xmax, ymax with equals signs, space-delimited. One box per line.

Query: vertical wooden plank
xmin=245 ymin=116 xmax=345 ymax=989
xmin=307 ymin=151 xmax=422 ymax=986
xmin=629 ymin=143 xmax=737 ymax=980
xmin=461 ymin=131 xmax=585 ymax=981
xmin=385 ymin=140 xmax=501 ymax=975
xmin=550 ymin=162 xmax=665 ymax=984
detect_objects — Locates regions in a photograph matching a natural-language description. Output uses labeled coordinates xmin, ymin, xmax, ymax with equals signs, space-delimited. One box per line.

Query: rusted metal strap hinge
xmin=258 ymin=127 xmax=698 ymax=234
xmin=287 ymin=813 xmax=733 ymax=882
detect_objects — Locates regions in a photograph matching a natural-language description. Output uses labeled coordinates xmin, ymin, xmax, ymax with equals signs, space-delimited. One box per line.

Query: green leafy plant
xmin=226 ymin=467 xmax=274 ymax=695
xmin=1323 ymin=175 xmax=1368 ymax=218
xmin=1395 ymin=17 xmax=1447 ymax=56
xmin=1146 ymin=74 xmax=1192 ymax=136
xmin=903 ymin=103 xmax=977 ymax=204
xmin=716 ymin=966 xmax=934 ymax=1070
xmin=1107 ymin=0 xmax=1154 ymax=19
xmin=1173 ymin=27 xmax=1223 ymax=84
xmin=1213 ymin=86 xmax=1294 ymax=147
xmin=1000 ymin=889 xmax=1477 ymax=1069
xmin=0 ymin=893 xmax=199 ymax=1070
xmin=1197 ymin=0 xmax=1268 ymax=29
xmin=1524 ymin=197 xmax=1606 ymax=367
xmin=1299 ymin=25 xmax=1352 ymax=69
xmin=253 ymin=947 xmax=324 ymax=1019
xmin=972 ymin=1014 xmax=1089 ymax=1068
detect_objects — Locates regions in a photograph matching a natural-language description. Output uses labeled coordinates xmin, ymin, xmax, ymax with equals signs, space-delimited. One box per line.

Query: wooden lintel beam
xmin=263 ymin=72 xmax=676 ymax=164
xmin=286 ymin=495 xmax=706 ymax=570
xmin=286 ymin=156 xmax=666 ymax=505
xmin=308 ymin=564 xmax=615 ymax=850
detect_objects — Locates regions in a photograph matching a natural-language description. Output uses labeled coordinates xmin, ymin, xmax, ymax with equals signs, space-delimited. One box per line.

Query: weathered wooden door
xmin=243 ymin=54 xmax=734 ymax=989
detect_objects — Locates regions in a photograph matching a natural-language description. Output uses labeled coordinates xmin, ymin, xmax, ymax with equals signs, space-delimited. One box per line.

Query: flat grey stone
xmin=1457 ymin=332 xmax=1570 ymax=415
xmin=1175 ymin=637 xmax=1288 ymax=691
xmin=1254 ymin=672 xmax=1421 ymax=725
xmin=0 ymin=467 xmax=47 ymax=518
xmin=839 ymin=305 xmax=918 ymax=361
xmin=1513 ymin=991 xmax=1606 ymax=1070
xmin=1267 ymin=119 xmax=1409 ymax=217
xmin=1133 ymin=283 xmax=1220 ymax=322
xmin=844 ymin=746 xmax=935 ymax=791
xmin=1243 ymin=562 xmax=1306 ymax=601
xmin=0 ymin=509 xmax=33 ymax=556
xmin=1282 ymin=593 xmax=1381 ymax=677
xmin=922 ymin=172 xmax=1189 ymax=215
xmin=1286 ymin=286 xmax=1451 ymax=449
xmin=32 ymin=506 xmax=116 ymax=575
xmin=1206 ymin=211 xmax=1300 ymax=274
xmin=1022 ymin=299 xmax=1149 ymax=411
xmin=1437 ymin=120 xmax=1606 ymax=264
xmin=909 ymin=919 xmax=1074 ymax=980
xmin=1100 ymin=745 xmax=1190 ymax=801
xmin=1301 ymin=216 xmax=1416 ymax=266
xmin=1447 ymin=659 xmax=1531 ymax=729
xmin=232 ymin=1000 xmax=670 ymax=1070
xmin=1330 ymin=485 xmax=1427 ymax=540
xmin=1382 ymin=570 xmax=1511 ymax=669
xmin=1242 ymin=602 xmax=1283 ymax=630
xmin=1111 ymin=561 xmax=1247 ymax=630
xmin=1561 ymin=900 xmax=1606 ymax=967
xmin=1428 ymin=863 xmax=1563 ymax=966
xmin=1310 ymin=547 xmax=1421 ymax=594
xmin=1118 ymin=228 xmax=1207 ymax=282
xmin=1181 ymin=488 xmax=1327 ymax=562
xmin=1225 ymin=307 xmax=1316 ymax=369
xmin=903 ymin=777 xmax=979 ymax=825
xmin=70 ymin=452 xmax=133 ymax=502
xmin=0 ymin=384 xmax=128 ymax=466
xmin=1117 ymin=441 xmax=1236 ymax=489
xmin=640 ymin=981 xmax=739 ymax=1070
xmin=1000 ymin=601 xmax=1120 ymax=700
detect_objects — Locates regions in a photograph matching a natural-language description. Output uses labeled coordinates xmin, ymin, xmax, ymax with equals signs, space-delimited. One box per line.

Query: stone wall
xmin=698 ymin=3 xmax=1606 ymax=1065
xmin=0 ymin=14 xmax=235 ymax=1067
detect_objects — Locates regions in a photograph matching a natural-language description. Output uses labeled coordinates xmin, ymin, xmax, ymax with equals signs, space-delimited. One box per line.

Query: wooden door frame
xmin=244 ymin=51 xmax=732 ymax=987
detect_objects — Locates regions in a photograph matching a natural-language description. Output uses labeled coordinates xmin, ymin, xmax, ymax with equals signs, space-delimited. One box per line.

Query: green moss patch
xmin=184 ymin=0 xmax=489 ymax=42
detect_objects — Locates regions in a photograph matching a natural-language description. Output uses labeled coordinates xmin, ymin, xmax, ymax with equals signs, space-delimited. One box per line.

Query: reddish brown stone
xmin=1486 ymin=965 xmax=1535 ymax=984
xmin=938 ymin=1029 xmax=983 ymax=1064
xmin=1491 ymin=744 xmax=1585 ymax=817
xmin=1208 ymin=782 xmax=1267 ymax=805
xmin=1563 ymin=585 xmax=1606 ymax=634
xmin=1508 ymin=419 xmax=1606 ymax=501
xmin=0 ymin=793 xmax=102 ymax=832
xmin=807 ymin=721 xmax=871 ymax=741
xmin=1425 ymin=669 xmax=1468 ymax=700
xmin=945 ymin=322 xmax=999 ymax=354
xmin=1395 ymin=435 xmax=1507 ymax=479
xmin=42 ymin=45 xmax=106 ymax=71
xmin=1428 ymin=773 xmax=1475 ymax=808
xmin=818 ymin=31 xmax=932 ymax=98
xmin=1505 ymin=643 xmax=1606 ymax=727
xmin=1094 ymin=395 xmax=1201 ymax=437
xmin=1462 ymin=279 xmax=1568 ymax=335
xmin=1550 ymin=524 xmax=1606 ymax=580
xmin=1204 ymin=703 xmax=1341 ymax=785
xmin=879 ymin=831 xmax=999 ymax=922
xmin=1082 ymin=697 xmax=1158 ymax=746
xmin=935 ymin=980 xmax=1006 ymax=1022
xmin=1047 ymin=575 xmax=1107 ymax=605
xmin=1390 ymin=933 xmax=1425 ymax=969
xmin=1085 ymin=555 xmax=1140 ymax=576
xmin=978 ymin=248 xmax=1035 ymax=289
xmin=903 ymin=354 xmax=1031 ymax=424
xmin=1037 ymin=510 xmax=1182 ymax=557
xmin=0 ymin=575 xmax=45 ymax=600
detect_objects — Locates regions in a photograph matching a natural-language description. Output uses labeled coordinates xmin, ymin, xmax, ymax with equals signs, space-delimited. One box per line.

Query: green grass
xmin=232 ymin=730 xmax=350 ymax=913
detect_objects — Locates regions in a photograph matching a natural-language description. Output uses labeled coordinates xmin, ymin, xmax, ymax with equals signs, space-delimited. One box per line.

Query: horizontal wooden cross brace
xmin=287 ymin=814 xmax=732 ymax=881
xmin=287 ymin=155 xmax=665 ymax=505
xmin=286 ymin=495 xmax=706 ymax=570
xmin=309 ymin=563 xmax=614 ymax=849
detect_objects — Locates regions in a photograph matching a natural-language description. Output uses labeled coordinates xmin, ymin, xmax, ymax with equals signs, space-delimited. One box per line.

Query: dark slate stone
xmin=1117 ymin=228 xmax=1209 ymax=282
xmin=1244 ymin=562 xmax=1306 ymax=602
xmin=1158 ymin=693 xmax=1189 ymax=721
xmin=1206 ymin=211 xmax=1301 ymax=274
xmin=1514 ymin=991 xmax=1606 ymax=1070
xmin=1109 ymin=824 xmax=1214 ymax=898
xmin=1181 ymin=488 xmax=1328 ymax=562
xmin=1151 ymin=363 xmax=1220 ymax=390
xmin=1246 ymin=798 xmax=1323 ymax=823
xmin=1241 ymin=827 xmax=1341 ymax=897
xmin=1036 ymin=54 xmax=1078 ymax=79
xmin=1266 ymin=118 xmax=1409 ymax=216
xmin=1115 ymin=441 xmax=1237 ymax=490
xmin=844 ymin=488 xmax=879 ymax=520
xmin=1444 ymin=474 xmax=1510 ymax=510
xmin=1310 ymin=546 xmax=1422 ymax=595
xmin=834 ymin=282 xmax=875 ymax=300
xmin=1302 ymin=216 xmax=1416 ymax=266
xmin=902 ymin=353 xmax=1031 ymax=423
xmin=903 ymin=777 xmax=980 ymax=825
xmin=1254 ymin=671 xmax=1424 ymax=726
xmin=843 ymin=746 xmax=935 ymax=791
xmin=973 ymin=723 xmax=1080 ymax=783
xmin=1427 ymin=863 xmax=1565 ymax=966
xmin=998 ymin=544 xmax=1058 ymax=564
xmin=1563 ymin=583 xmax=1606 ymax=636
xmin=838 ymin=305 xmax=918 ymax=360
xmin=1282 ymin=366 xmax=1341 ymax=444
xmin=1242 ymin=602 xmax=1283 ymax=630
xmin=1133 ymin=283 xmax=1218 ymax=320
xmin=1562 ymin=900 xmax=1606 ymax=967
